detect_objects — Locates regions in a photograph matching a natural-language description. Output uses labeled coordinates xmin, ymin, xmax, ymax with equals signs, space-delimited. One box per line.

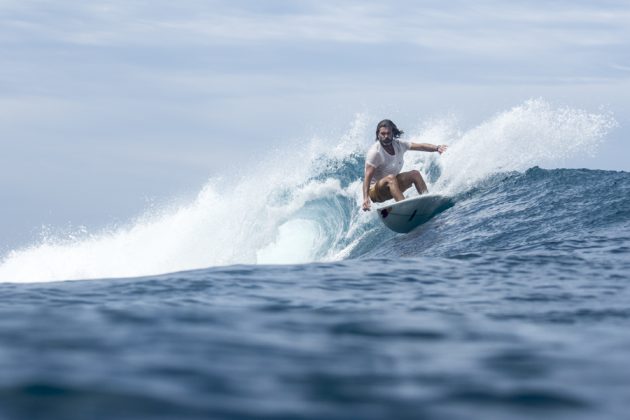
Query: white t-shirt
xmin=365 ymin=139 xmax=411 ymax=185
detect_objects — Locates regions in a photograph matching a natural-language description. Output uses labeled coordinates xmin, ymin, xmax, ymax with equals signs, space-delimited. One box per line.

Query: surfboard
xmin=376 ymin=194 xmax=452 ymax=233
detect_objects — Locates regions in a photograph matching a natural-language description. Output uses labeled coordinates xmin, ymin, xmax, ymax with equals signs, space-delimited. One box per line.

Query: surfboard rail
xmin=376 ymin=194 xmax=453 ymax=233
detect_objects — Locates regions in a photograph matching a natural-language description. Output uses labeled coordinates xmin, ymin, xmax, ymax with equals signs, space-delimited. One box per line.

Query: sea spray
xmin=431 ymin=99 xmax=617 ymax=194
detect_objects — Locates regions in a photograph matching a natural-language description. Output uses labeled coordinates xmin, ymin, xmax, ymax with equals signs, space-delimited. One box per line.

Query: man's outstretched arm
xmin=410 ymin=143 xmax=448 ymax=154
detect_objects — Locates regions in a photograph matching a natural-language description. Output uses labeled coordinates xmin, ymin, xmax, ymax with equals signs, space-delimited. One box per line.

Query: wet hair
xmin=375 ymin=119 xmax=404 ymax=141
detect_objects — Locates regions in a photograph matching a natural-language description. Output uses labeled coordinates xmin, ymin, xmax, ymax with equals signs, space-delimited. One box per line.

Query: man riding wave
xmin=362 ymin=119 xmax=447 ymax=211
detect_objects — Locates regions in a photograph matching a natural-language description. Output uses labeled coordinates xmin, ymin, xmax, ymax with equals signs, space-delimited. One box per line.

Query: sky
xmin=1 ymin=0 xmax=630 ymax=251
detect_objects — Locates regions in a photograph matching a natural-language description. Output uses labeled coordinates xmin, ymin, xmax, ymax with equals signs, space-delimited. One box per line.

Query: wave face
xmin=0 ymin=99 xmax=621 ymax=283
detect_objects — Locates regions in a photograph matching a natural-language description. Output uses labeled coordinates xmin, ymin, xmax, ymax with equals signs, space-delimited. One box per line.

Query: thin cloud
xmin=2 ymin=0 xmax=629 ymax=55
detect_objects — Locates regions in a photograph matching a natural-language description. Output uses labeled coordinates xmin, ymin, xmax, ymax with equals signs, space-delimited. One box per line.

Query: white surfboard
xmin=376 ymin=194 xmax=452 ymax=233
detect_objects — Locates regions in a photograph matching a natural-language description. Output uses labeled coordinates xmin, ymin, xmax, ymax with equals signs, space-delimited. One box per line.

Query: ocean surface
xmin=1 ymin=100 xmax=629 ymax=419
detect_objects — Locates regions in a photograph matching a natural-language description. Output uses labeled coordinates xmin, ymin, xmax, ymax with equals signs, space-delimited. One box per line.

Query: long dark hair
xmin=375 ymin=119 xmax=404 ymax=141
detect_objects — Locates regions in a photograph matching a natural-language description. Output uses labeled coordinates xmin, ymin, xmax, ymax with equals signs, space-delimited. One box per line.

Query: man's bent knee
xmin=384 ymin=174 xmax=397 ymax=185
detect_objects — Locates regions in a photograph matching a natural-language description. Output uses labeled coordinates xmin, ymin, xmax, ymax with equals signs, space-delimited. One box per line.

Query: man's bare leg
xmin=411 ymin=170 xmax=428 ymax=194
xmin=397 ymin=170 xmax=428 ymax=196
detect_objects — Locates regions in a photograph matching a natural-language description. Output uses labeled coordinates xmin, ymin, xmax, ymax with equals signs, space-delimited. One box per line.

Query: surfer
xmin=362 ymin=119 xmax=447 ymax=211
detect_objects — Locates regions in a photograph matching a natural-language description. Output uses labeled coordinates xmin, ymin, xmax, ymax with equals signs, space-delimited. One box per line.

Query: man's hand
xmin=362 ymin=198 xmax=371 ymax=211
xmin=437 ymin=144 xmax=448 ymax=154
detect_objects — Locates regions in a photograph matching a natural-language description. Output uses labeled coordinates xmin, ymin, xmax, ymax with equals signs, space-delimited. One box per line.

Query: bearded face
xmin=378 ymin=126 xmax=393 ymax=146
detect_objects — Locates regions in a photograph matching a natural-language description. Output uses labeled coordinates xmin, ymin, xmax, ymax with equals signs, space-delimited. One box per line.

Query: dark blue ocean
xmin=1 ymin=165 xmax=629 ymax=420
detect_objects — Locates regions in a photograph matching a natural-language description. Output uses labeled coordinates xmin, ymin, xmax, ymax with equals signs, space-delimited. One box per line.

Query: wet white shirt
xmin=365 ymin=139 xmax=411 ymax=185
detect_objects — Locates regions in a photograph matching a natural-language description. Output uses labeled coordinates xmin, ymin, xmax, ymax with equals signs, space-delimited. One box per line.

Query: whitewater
xmin=0 ymin=99 xmax=617 ymax=283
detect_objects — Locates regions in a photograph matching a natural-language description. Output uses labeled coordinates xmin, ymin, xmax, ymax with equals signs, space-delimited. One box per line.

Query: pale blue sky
xmin=2 ymin=0 xmax=629 ymax=250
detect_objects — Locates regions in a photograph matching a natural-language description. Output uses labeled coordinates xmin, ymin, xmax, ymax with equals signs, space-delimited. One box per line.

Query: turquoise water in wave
xmin=0 ymin=101 xmax=628 ymax=419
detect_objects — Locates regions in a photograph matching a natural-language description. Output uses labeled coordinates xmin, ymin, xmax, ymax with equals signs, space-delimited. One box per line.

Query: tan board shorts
xmin=369 ymin=181 xmax=392 ymax=203
xmin=369 ymin=173 xmax=412 ymax=203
